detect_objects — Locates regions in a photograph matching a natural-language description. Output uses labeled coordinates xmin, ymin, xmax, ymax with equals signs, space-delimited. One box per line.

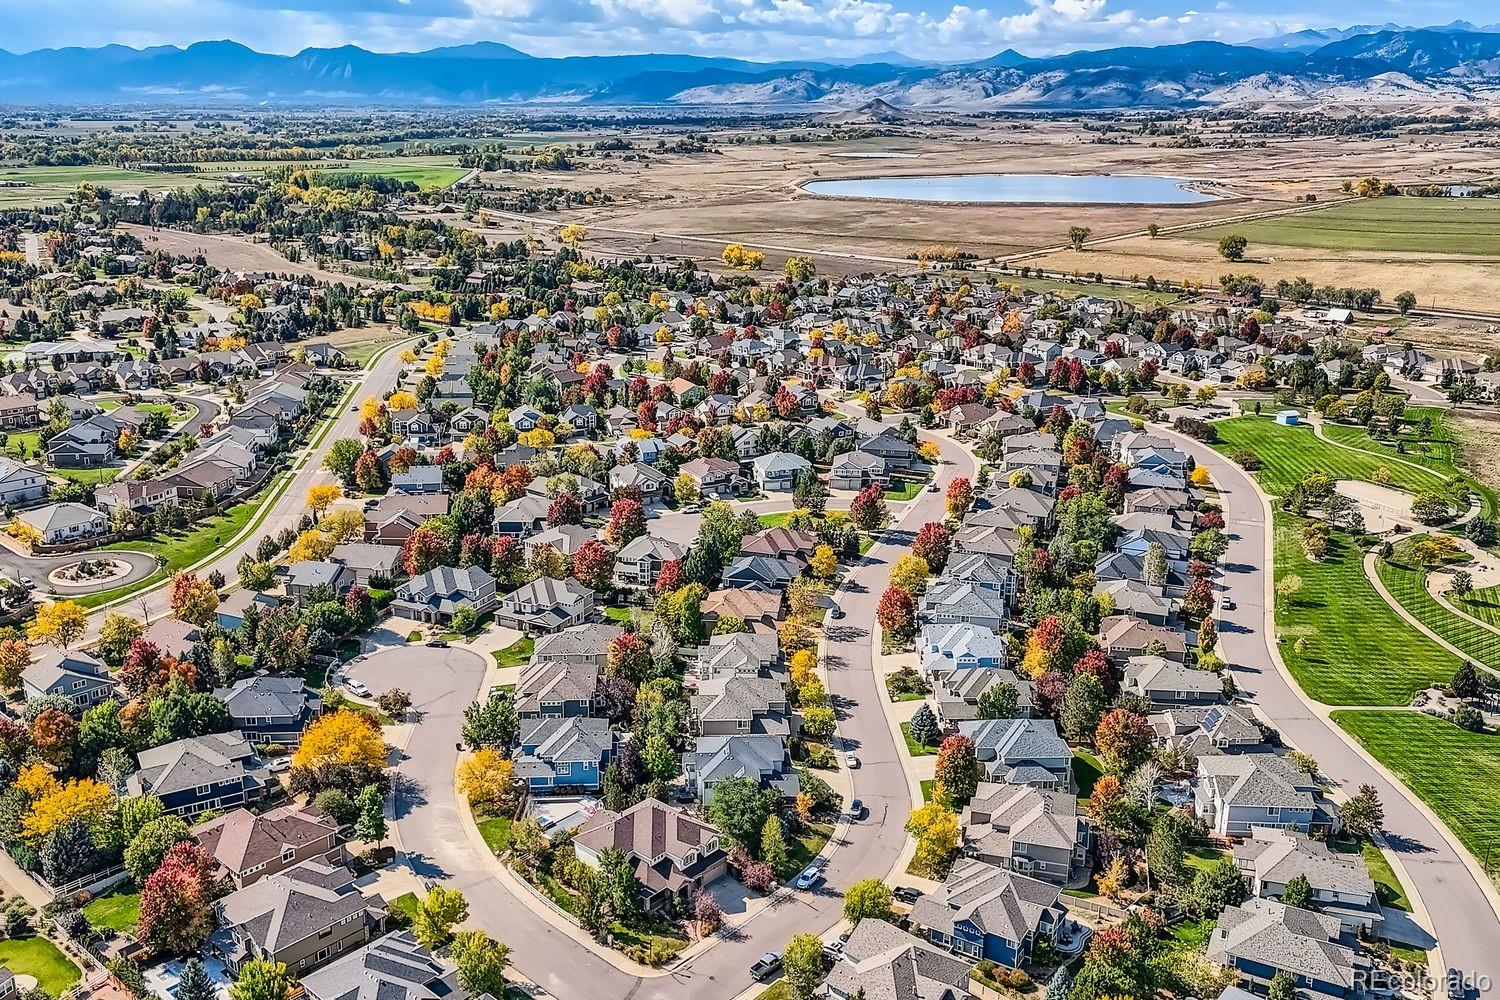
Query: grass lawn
xmin=54 ymin=464 xmax=123 ymax=486
xmin=1072 ymin=751 xmax=1104 ymax=800
xmin=1377 ymin=537 xmax=1500 ymax=672
xmin=539 ymin=875 xmax=580 ymax=916
xmin=883 ymin=479 xmax=925 ymax=502
xmin=1213 ymin=416 xmax=1448 ymax=498
xmin=1320 ymin=407 xmax=1460 ymax=475
xmin=784 ymin=821 xmax=834 ymax=879
xmin=1273 ymin=514 xmax=1457 ymax=705
xmin=1334 ymin=710 xmax=1500 ymax=866
xmin=757 ymin=512 xmax=791 ymax=529
xmin=1182 ymin=845 xmax=1231 ymax=874
xmin=0 ymin=429 xmax=41 ymax=460
xmin=313 ymin=157 xmax=467 ymax=189
xmin=492 ymin=637 xmax=534 ymax=667
xmin=477 ymin=813 xmax=513 ymax=854
xmin=0 ymin=936 xmax=82 ymax=996
xmin=1456 ymin=584 xmax=1500 ymax=630
xmin=604 ymin=606 xmax=634 ymax=625
xmin=389 ymin=891 xmax=419 ymax=927
xmin=921 ymin=779 xmax=935 ymax=803
xmin=1332 ymin=839 xmax=1411 ymax=911
xmin=82 ymin=882 xmax=141 ymax=932
xmin=1186 ymin=197 xmax=1500 ymax=256
xmin=901 ymin=721 xmax=937 ymax=756
xmin=755 ymin=983 xmax=794 ymax=1000
xmin=1166 ymin=918 xmax=1216 ymax=949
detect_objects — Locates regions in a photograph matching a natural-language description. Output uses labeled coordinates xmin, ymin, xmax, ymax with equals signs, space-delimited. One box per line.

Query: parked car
xmin=268 ymin=757 xmax=292 ymax=774
xmin=926 ymin=481 xmax=940 ymax=493
xmin=795 ymin=864 xmax=824 ymax=890
xmin=893 ymin=886 xmax=923 ymax=904
xmin=363 ymin=498 xmax=381 ymax=510
xmin=426 ymin=639 xmax=449 ymax=648
xmin=19 ymin=576 xmax=32 ymax=589
xmin=750 ymin=953 xmax=782 ymax=981
xmin=844 ymin=754 xmax=860 ymax=769
xmin=489 ymin=685 xmax=510 ymax=701
xmin=1221 ymin=596 xmax=1236 ymax=611
xmin=822 ymin=939 xmax=844 ymax=961
xmin=347 ymin=679 xmax=370 ymax=697
xmin=829 ymin=605 xmax=845 ymax=619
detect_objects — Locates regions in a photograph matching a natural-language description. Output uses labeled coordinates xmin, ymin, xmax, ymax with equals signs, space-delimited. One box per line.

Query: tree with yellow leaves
xmin=293 ymin=709 xmax=389 ymax=774
xmin=457 ymin=748 xmax=514 ymax=813
xmin=1190 ymin=466 xmax=1212 ymax=487
xmin=117 ymin=428 xmax=137 ymax=454
xmin=558 ymin=223 xmax=588 ymax=248
xmin=359 ymin=395 xmax=384 ymax=422
xmin=169 ymin=573 xmax=220 ymax=626
xmin=905 ymin=801 xmax=960 ymax=877
xmin=1097 ymin=856 xmax=1129 ymax=899
xmin=306 ymin=484 xmax=341 ymax=519
xmin=720 ymin=244 xmax=766 ymax=270
xmin=238 ymin=293 xmax=263 ymax=313
xmin=399 ymin=348 xmax=418 ymax=365
xmin=890 ymin=553 xmax=931 ymax=595
xmin=322 ymin=509 xmax=366 ymax=545
xmin=809 ymin=544 xmax=838 ymax=580
xmin=28 ymin=599 xmax=87 ymax=649
xmin=387 ymin=390 xmax=419 ymax=412
xmin=789 ymin=649 xmax=818 ymax=688
xmin=6 ymin=516 xmax=42 ymax=550
xmin=425 ymin=353 xmax=446 ymax=378
xmin=21 ymin=771 xmax=117 ymax=844
xmin=517 ymin=428 xmax=555 ymax=449
xmin=287 ymin=529 xmax=335 ymax=563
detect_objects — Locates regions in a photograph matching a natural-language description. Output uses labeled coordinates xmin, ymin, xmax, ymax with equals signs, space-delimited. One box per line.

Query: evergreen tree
xmin=760 ymin=813 xmax=788 ymax=874
xmin=176 ymin=960 xmax=216 ymax=1000
xmin=1281 ymin=873 xmax=1313 ymax=909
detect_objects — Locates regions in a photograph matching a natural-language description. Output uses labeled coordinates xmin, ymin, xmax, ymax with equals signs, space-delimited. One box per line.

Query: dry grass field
xmin=118 ymin=224 xmax=389 ymax=286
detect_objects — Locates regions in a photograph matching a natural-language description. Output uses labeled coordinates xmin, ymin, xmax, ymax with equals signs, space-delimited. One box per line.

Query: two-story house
xmin=613 ymin=534 xmax=689 ymax=589
xmin=961 ymin=784 xmax=1088 ymax=884
xmin=194 ymin=804 xmax=343 ymax=889
xmin=514 ymin=716 xmax=613 ymax=792
xmin=22 ymin=648 xmax=115 ymax=709
xmin=126 ymin=731 xmax=270 ymax=817
xmin=214 ymin=676 xmax=322 ymax=746
xmin=212 ymin=860 xmax=388 ymax=976
xmin=572 ymin=798 xmax=728 ymax=914
xmin=911 ymin=858 xmax=1067 ymax=968
xmin=1206 ymin=898 xmax=1369 ymax=998
xmin=515 ymin=659 xmax=599 ymax=718
xmin=1235 ymin=828 xmax=1382 ymax=934
xmin=494 ymin=576 xmax=596 ymax=634
xmin=393 ymin=565 xmax=498 ymax=624
xmin=1194 ymin=754 xmax=1321 ymax=838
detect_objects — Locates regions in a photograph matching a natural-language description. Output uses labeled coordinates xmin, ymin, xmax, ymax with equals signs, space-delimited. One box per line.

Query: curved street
xmin=1169 ymin=429 xmax=1500 ymax=986
xmin=348 ymin=428 xmax=975 ymax=1000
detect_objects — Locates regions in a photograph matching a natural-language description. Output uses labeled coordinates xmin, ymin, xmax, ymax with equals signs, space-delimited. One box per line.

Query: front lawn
xmin=784 ymin=821 xmax=834 ymax=879
xmin=83 ymin=882 xmax=141 ymax=932
xmin=1332 ymin=838 xmax=1410 ymax=911
xmin=84 ymin=495 xmax=265 ymax=609
xmin=0 ymin=936 xmax=82 ymax=996
xmin=1273 ymin=514 xmax=1457 ymax=706
xmin=755 ymin=984 xmax=794 ymax=1000
xmin=757 ymin=512 xmax=791 ymax=529
xmin=388 ymin=891 xmax=419 ymax=928
xmin=0 ymin=429 xmax=41 ymax=460
xmin=883 ymin=479 xmax=925 ymax=502
xmin=477 ymin=813 xmax=513 ymax=855
xmin=492 ymin=637 xmax=534 ymax=667
xmin=1334 ymin=710 xmax=1500 ymax=866
xmin=901 ymin=721 xmax=937 ymax=756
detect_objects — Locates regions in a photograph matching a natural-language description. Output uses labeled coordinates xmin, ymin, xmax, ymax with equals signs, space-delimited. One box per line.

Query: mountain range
xmin=3 ymin=24 xmax=1500 ymax=109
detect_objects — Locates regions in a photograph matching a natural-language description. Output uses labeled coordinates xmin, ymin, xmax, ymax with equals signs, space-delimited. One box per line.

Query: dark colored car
xmin=893 ymin=886 xmax=923 ymax=904
xmin=425 ymin=639 xmax=449 ymax=648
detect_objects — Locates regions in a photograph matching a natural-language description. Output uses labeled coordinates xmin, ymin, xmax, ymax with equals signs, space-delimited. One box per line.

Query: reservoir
xmin=803 ymin=172 xmax=1218 ymax=204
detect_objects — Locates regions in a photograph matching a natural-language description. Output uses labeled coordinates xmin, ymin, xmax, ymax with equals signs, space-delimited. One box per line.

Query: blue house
xmin=909 ymin=858 xmax=1066 ymax=967
xmin=213 ymin=676 xmax=322 ymax=746
xmin=1207 ymin=898 xmax=1368 ymax=997
xmin=125 ymin=731 xmax=270 ymax=818
xmin=515 ymin=658 xmax=599 ymax=718
xmin=513 ymin=717 xmax=612 ymax=791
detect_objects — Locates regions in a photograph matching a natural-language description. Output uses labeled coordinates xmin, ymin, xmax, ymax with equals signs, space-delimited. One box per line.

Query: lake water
xmin=827 ymin=152 xmax=920 ymax=159
xmin=803 ymin=172 xmax=1218 ymax=204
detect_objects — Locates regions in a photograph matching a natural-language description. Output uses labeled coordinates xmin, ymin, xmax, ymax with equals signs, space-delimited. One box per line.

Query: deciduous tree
xmin=27 ymin=599 xmax=87 ymax=649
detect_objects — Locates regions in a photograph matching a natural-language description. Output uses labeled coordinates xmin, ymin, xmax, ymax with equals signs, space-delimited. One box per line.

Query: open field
xmin=1319 ymin=407 xmax=1460 ymax=475
xmin=118 ymin=223 xmax=387 ymax=286
xmin=1186 ymin=197 xmax=1500 ymax=256
xmin=0 ymin=936 xmax=82 ymax=996
xmin=1456 ymin=584 xmax=1500 ymax=630
xmin=1273 ymin=515 xmax=1457 ymax=706
xmin=1212 ymin=416 xmax=1448 ymax=498
xmin=1334 ymin=710 xmax=1500 ymax=866
xmin=1377 ymin=538 xmax=1500 ymax=673
xmin=0 ymin=164 xmax=169 ymax=207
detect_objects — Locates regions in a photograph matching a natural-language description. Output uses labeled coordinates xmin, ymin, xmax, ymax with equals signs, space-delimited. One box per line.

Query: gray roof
xmin=515 ymin=659 xmax=600 ymax=713
xmin=213 ymin=676 xmax=317 ymax=722
xmin=287 ymin=560 xmax=354 ymax=590
xmin=1234 ymin=828 xmax=1377 ymax=900
xmin=911 ymin=858 xmax=1062 ymax=945
xmin=215 ymin=859 xmax=383 ymax=955
xmin=1207 ymin=898 xmax=1364 ymax=989
xmin=1197 ymin=753 xmax=1318 ymax=811
xmin=397 ymin=564 xmax=496 ymax=613
xmin=301 ymin=931 xmax=461 ymax=1000
xmin=515 ymin=716 xmax=612 ymax=779
xmin=826 ymin=918 xmax=976 ymax=1000
xmin=533 ymin=623 xmax=623 ymax=661
xmin=957 ymin=719 xmax=1069 ymax=768
xmin=1124 ymin=655 xmax=1223 ymax=699
xmin=688 ymin=735 xmax=798 ymax=794
xmin=23 ymin=648 xmax=112 ymax=696
xmin=128 ymin=731 xmax=266 ymax=798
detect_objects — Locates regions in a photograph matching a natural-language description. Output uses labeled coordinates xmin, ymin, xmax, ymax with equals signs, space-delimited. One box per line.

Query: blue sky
xmin=0 ymin=0 xmax=1489 ymax=61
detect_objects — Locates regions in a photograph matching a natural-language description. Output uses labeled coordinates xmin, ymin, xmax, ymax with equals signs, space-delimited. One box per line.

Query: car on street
xmin=363 ymin=498 xmax=381 ymax=510
xmin=844 ymin=753 xmax=859 ymax=769
xmin=19 ymin=576 xmax=32 ymax=589
xmin=926 ymin=481 xmax=940 ymax=492
xmin=1221 ymin=596 xmax=1236 ymax=611
xmin=845 ymin=798 xmax=865 ymax=821
xmin=426 ymin=639 xmax=449 ymax=648
xmin=795 ymin=864 xmax=824 ymax=890
xmin=829 ymin=605 xmax=844 ymax=619
xmin=893 ymin=886 xmax=923 ymax=904
xmin=750 ymin=953 xmax=782 ymax=981
xmin=346 ymin=679 xmax=370 ymax=697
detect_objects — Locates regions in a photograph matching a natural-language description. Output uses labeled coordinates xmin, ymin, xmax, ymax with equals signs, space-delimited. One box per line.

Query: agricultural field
xmin=1273 ymin=514 xmax=1458 ymax=706
xmin=0 ymin=164 xmax=173 ymax=207
xmin=1376 ymin=538 xmax=1500 ymax=674
xmin=1334 ymin=710 xmax=1500 ymax=866
xmin=1213 ymin=416 xmax=1448 ymax=498
xmin=1184 ymin=197 xmax=1500 ymax=256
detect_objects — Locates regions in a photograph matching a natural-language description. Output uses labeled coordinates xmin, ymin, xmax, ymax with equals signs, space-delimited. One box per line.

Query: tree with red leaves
xmin=1197 ymin=510 xmax=1225 ymax=531
xmin=30 ymin=708 xmax=77 ymax=767
xmin=547 ymin=491 xmax=583 ymax=527
xmin=353 ymin=451 xmax=385 ymax=492
xmin=1095 ymin=708 xmax=1154 ymax=773
xmin=1073 ymin=648 xmax=1110 ymax=680
xmin=876 ymin=586 xmax=916 ymax=640
xmin=912 ymin=522 xmax=953 ymax=573
xmin=605 ymin=498 xmax=646 ymax=548
xmin=434 ymin=446 xmax=456 ymax=467
xmin=572 ymin=540 xmax=614 ymax=592
xmin=119 ymin=639 xmax=167 ymax=697
xmin=495 ymin=464 xmax=533 ymax=502
xmin=934 ymin=733 xmax=980 ymax=806
xmin=636 ymin=400 xmax=657 ymax=432
xmin=654 ymin=558 xmax=683 ymax=596
xmin=1016 ymin=361 xmax=1038 ymax=384
xmin=388 ymin=446 xmax=419 ymax=475
xmin=945 ymin=477 xmax=974 ymax=519
xmin=1182 ymin=576 xmax=1215 ymax=619
xmin=490 ymin=535 xmax=522 ymax=585
xmin=138 ymin=841 xmax=221 ymax=956
xmin=606 ymin=632 xmax=650 ymax=683
xmin=851 ymin=483 xmax=887 ymax=533
xmin=773 ymin=385 xmax=799 ymax=419
xmin=401 ymin=527 xmax=447 ymax=578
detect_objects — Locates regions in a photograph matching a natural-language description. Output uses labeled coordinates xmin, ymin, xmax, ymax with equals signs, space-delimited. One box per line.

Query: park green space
xmin=1456 ymin=584 xmax=1500 ymax=629
xmin=1319 ymin=406 xmax=1458 ymax=474
xmin=1273 ymin=514 xmax=1457 ymax=705
xmin=1334 ymin=710 xmax=1500 ymax=866
xmin=1376 ymin=538 xmax=1500 ymax=672
xmin=1213 ymin=415 xmax=1447 ymax=498
xmin=1186 ymin=197 xmax=1500 ymax=256
xmin=0 ymin=936 xmax=82 ymax=996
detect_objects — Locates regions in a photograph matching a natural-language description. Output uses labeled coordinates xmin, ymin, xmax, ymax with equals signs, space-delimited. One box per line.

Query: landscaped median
xmin=1374 ymin=536 xmax=1500 ymax=673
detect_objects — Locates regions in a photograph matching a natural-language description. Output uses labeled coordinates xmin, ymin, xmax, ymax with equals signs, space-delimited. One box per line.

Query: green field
xmin=0 ymin=936 xmax=82 ymax=996
xmin=1188 ymin=197 xmax=1500 ymax=256
xmin=1320 ymin=408 xmax=1459 ymax=475
xmin=1456 ymin=584 xmax=1500 ymax=630
xmin=83 ymin=883 xmax=141 ymax=932
xmin=1335 ymin=710 xmax=1500 ymax=864
xmin=1214 ymin=416 xmax=1447 ymax=498
xmin=1274 ymin=515 xmax=1457 ymax=705
xmin=1377 ymin=538 xmax=1500 ymax=673
xmin=0 ymin=164 xmax=178 ymax=208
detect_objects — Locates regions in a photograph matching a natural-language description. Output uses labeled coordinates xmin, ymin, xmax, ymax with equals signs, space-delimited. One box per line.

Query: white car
xmin=18 ymin=576 xmax=33 ymax=589
xmin=926 ymin=481 xmax=940 ymax=493
xmin=845 ymin=754 xmax=860 ymax=769
xmin=795 ymin=864 xmax=824 ymax=890
xmin=347 ymin=679 xmax=371 ymax=697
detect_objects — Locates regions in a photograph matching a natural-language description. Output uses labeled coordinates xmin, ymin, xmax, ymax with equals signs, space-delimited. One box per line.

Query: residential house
xmin=684 ymin=734 xmax=799 ymax=803
xmin=1097 ymin=615 xmax=1188 ymax=663
xmin=212 ymin=860 xmax=387 ymax=977
xmin=859 ymin=428 xmax=922 ymax=468
xmin=286 ymin=561 xmax=357 ymax=603
xmin=0 ymin=457 xmax=45 ymax=506
xmin=825 ymin=919 xmax=976 ymax=1000
xmin=365 ymin=493 xmax=450 ymax=546
xmin=494 ymin=576 xmax=596 ymax=634
xmin=572 ymin=798 xmax=728 ymax=914
xmin=300 ymin=931 xmax=464 ymax=1000
xmin=961 ymin=784 xmax=1088 ymax=884
xmin=1194 ymin=754 xmax=1322 ymax=838
xmin=683 ymin=631 xmax=781 ymax=681
xmin=609 ymin=462 xmax=669 ymax=503
xmin=217 ymin=590 xmax=282 ymax=632
xmin=0 ymin=395 xmax=38 ymax=432
xmin=532 ymin=623 xmax=622 ymax=668
xmin=920 ymin=581 xmax=1009 ymax=633
xmin=614 ymin=534 xmax=690 ymax=588
xmin=678 ymin=457 xmax=748 ymax=498
xmin=701 ymin=588 xmax=782 ymax=634
xmin=722 ymin=554 xmax=802 ymax=592
xmin=691 ymin=673 xmax=797 ymax=737
xmin=514 ymin=716 xmax=613 ymax=792
xmin=393 ymin=565 xmax=498 ymax=624
xmin=1235 ymin=828 xmax=1381 ymax=934
xmin=22 ymin=648 xmax=115 ymax=709
xmin=127 ymin=731 xmax=270 ymax=817
xmin=515 ymin=659 xmax=599 ymax=718
xmin=1151 ymin=705 xmax=1267 ymax=757
xmin=490 ymin=495 xmax=552 ymax=538
xmin=1206 ymin=898 xmax=1368 ymax=998
xmin=95 ymin=479 xmax=179 ymax=517
xmin=1124 ymin=655 xmax=1224 ymax=705
xmin=958 ymin=719 xmax=1073 ymax=790
xmin=911 ymin=858 xmax=1067 ymax=967
xmin=739 ymin=526 xmax=820 ymax=568
xmin=329 ymin=543 xmax=403 ymax=586
xmin=15 ymin=502 xmax=108 ymax=545
xmin=750 ymin=451 xmax=811 ymax=492
xmin=829 ymin=450 xmax=888 ymax=491
xmin=194 ymin=804 xmax=343 ymax=889
xmin=214 ymin=676 xmax=322 ymax=747
xmin=391 ymin=465 xmax=445 ymax=495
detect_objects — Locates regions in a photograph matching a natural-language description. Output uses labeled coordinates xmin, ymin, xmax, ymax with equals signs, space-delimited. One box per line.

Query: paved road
xmin=1177 ymin=432 xmax=1500 ymax=986
xmin=354 ymin=430 xmax=974 ymax=1000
